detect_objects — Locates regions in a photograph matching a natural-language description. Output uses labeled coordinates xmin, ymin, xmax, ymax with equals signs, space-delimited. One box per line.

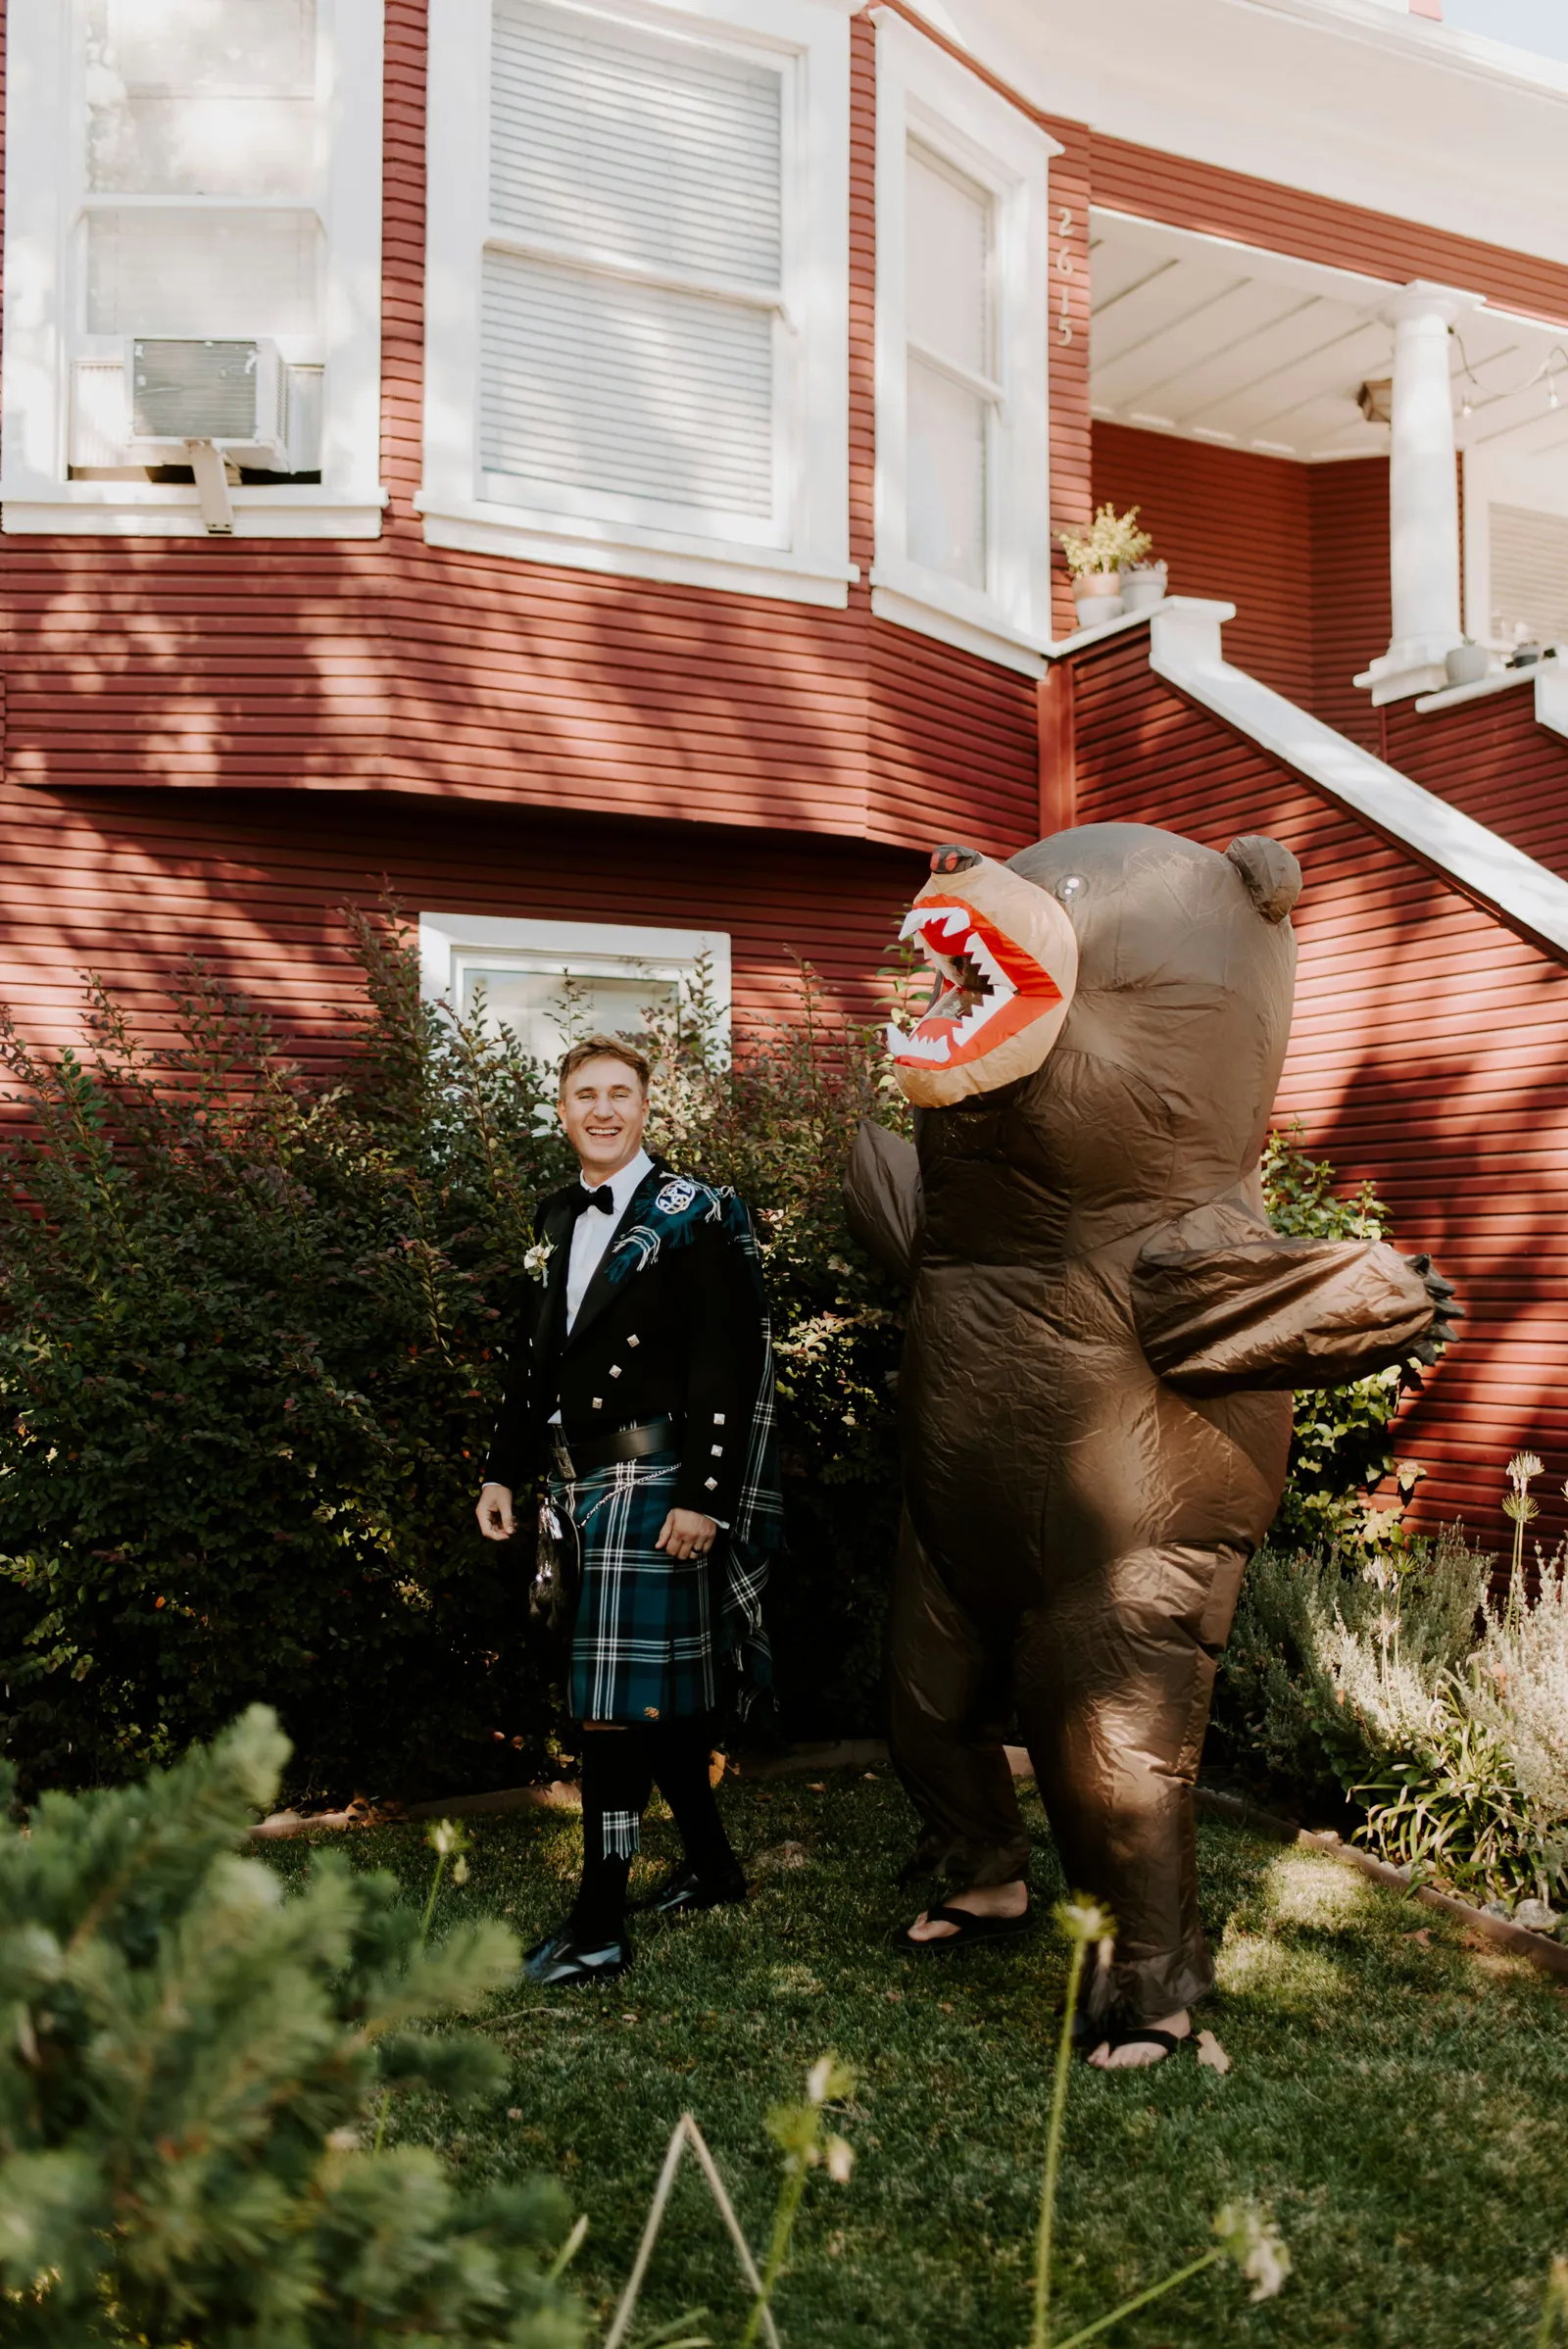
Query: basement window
xmin=2 ymin=0 xmax=386 ymax=538
xmin=418 ymin=913 xmax=733 ymax=1066
xmin=868 ymin=12 xmax=1057 ymax=678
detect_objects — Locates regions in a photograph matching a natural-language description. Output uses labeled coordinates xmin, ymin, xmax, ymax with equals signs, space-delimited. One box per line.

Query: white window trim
xmin=868 ymin=9 xmax=1058 ymax=678
xmin=1 ymin=0 xmax=388 ymax=539
xmin=419 ymin=911 xmax=733 ymax=1054
xmin=417 ymin=0 xmax=855 ymax=606
xmin=1462 ymin=444 xmax=1568 ymax=656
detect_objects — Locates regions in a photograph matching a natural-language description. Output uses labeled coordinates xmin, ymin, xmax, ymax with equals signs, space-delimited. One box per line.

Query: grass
xmin=259 ymin=1773 xmax=1568 ymax=2348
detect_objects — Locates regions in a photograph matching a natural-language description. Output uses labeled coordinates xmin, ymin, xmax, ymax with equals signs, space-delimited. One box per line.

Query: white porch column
xmin=1356 ymin=280 xmax=1481 ymax=706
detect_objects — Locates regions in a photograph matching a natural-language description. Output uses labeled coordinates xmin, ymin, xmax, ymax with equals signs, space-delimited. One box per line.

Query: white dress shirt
xmin=565 ymin=1147 xmax=653 ymax=1334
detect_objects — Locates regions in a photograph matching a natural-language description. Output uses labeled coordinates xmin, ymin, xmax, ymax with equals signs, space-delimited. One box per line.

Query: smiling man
xmin=477 ymin=1035 xmax=780 ymax=1986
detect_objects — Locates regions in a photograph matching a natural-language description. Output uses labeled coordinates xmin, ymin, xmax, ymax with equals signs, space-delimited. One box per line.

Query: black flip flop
xmin=904 ymin=1898 xmax=1035 ymax=1952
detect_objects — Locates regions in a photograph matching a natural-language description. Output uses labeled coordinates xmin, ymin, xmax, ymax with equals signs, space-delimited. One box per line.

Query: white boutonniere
xmin=523 ymin=1240 xmax=555 ymax=1284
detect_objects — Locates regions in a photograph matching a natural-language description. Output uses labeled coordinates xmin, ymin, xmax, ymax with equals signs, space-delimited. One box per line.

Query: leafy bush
xmin=0 ymin=920 xmax=903 ymax=1797
xmin=0 ymin=1704 xmax=583 ymax=2346
xmin=1259 ymin=1124 xmax=1432 ymax=1550
xmin=0 ymin=912 xmax=1434 ymax=1800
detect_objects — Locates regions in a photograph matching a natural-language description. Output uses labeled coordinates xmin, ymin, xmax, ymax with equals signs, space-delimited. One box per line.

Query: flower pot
xmin=1119 ymin=561 xmax=1168 ymax=612
xmin=1071 ymin=572 xmax=1124 ymax=631
xmin=1444 ymin=642 xmax=1490 ymax=687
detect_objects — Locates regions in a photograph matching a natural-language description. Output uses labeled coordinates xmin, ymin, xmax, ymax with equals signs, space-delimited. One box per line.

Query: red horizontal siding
xmin=1091 ymin=135 xmax=1568 ymax=327
xmin=1091 ymin=425 xmax=1396 ymax=754
xmin=0 ymin=776 xmax=923 ymax=1082
xmin=1384 ymin=683 xmax=1568 ymax=886
xmin=0 ymin=0 xmax=1044 ymax=856
xmin=1092 ymin=423 xmax=1315 ymax=705
xmin=1308 ymin=458 xmax=1392 ymax=753
xmin=1069 ymin=627 xmax=1568 ymax=1552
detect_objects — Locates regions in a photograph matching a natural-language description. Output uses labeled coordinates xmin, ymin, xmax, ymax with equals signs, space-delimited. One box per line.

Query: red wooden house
xmin=3 ymin=0 xmax=1567 ymax=1541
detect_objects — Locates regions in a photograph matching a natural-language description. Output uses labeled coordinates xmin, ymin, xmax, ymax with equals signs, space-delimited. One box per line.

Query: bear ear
xmin=1225 ymin=834 xmax=1301 ymax=925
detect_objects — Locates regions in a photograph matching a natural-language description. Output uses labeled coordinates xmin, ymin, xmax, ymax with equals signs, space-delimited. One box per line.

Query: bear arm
xmin=844 ymin=1119 xmax=923 ymax=1282
xmin=1133 ymin=1208 xmax=1440 ymax=1395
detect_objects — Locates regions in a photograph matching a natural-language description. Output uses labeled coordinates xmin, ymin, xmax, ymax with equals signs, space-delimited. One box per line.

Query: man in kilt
xmin=477 ymin=1035 xmax=781 ymax=1987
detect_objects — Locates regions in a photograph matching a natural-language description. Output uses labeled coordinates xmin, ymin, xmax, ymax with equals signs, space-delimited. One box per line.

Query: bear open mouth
xmin=887 ymin=856 xmax=1080 ymax=1106
xmin=889 ymin=901 xmax=1037 ymax=1066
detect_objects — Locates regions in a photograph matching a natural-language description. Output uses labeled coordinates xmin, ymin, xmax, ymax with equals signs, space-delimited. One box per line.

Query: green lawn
xmin=262 ymin=1774 xmax=1568 ymax=2348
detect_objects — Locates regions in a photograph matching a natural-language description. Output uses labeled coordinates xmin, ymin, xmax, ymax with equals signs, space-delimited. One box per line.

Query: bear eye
xmin=1054 ymin=874 xmax=1087 ymax=903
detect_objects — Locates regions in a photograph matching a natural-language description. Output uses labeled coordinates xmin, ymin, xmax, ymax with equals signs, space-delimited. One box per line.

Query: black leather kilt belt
xmin=549 ymin=1415 xmax=682 ymax=1482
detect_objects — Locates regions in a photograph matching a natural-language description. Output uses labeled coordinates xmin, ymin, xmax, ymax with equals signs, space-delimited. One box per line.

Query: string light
xmin=1450 ymin=329 xmax=1568 ymax=419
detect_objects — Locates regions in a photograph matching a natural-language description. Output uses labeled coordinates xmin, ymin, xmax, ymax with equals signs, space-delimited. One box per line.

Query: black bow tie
xmin=577 ymin=1185 xmax=616 ymax=1216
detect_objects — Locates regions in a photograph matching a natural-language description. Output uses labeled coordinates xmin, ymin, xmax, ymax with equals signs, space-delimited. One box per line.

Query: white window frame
xmin=418 ymin=911 xmax=733 ymax=1058
xmin=417 ymin=0 xmax=854 ymax=605
xmin=1463 ymin=443 xmax=1568 ymax=655
xmin=1 ymin=0 xmax=387 ymax=538
xmin=868 ymin=10 xmax=1057 ymax=678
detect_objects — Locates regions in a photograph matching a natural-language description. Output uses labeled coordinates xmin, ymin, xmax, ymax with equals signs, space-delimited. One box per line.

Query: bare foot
xmin=906 ymin=1878 xmax=1029 ymax=1943
xmin=1086 ymin=2009 xmax=1192 ymax=2070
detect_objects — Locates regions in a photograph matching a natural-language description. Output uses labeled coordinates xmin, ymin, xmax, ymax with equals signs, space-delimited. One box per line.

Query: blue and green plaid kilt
xmin=552 ymin=1449 xmax=727 ymax=1724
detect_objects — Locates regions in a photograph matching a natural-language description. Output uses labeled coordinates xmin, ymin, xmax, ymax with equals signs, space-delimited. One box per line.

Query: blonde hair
xmin=557 ymin=1034 xmax=652 ymax=1095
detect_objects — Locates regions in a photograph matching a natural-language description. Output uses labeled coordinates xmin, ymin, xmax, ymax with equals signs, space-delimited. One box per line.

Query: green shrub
xmin=0 ymin=920 xmax=903 ymax=1796
xmin=0 ymin=915 xmax=1434 ymax=1800
xmin=1259 ymin=1125 xmax=1432 ymax=1549
xmin=0 ymin=1705 xmax=583 ymax=2347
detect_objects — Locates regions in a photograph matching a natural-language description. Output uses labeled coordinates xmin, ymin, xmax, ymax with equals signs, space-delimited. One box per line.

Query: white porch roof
xmin=1089 ymin=208 xmax=1568 ymax=468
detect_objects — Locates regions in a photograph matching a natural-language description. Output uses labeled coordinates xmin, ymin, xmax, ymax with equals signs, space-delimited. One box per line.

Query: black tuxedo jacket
xmin=484 ymin=1159 xmax=765 ymax=1521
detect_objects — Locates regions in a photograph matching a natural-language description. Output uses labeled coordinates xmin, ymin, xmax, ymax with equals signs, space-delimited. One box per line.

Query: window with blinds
xmin=74 ymin=0 xmax=324 ymax=468
xmin=905 ymin=139 xmax=997 ymax=591
xmin=1489 ymin=503 xmax=1568 ymax=649
xmin=870 ymin=13 xmax=1054 ymax=673
xmin=480 ymin=0 xmax=787 ymax=534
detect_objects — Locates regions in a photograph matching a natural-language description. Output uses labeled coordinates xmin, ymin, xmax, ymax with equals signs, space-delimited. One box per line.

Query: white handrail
xmin=1146 ymin=597 xmax=1568 ymax=960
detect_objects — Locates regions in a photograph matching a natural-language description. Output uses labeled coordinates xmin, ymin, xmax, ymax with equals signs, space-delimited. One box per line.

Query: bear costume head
xmin=888 ymin=822 xmax=1302 ymax=1231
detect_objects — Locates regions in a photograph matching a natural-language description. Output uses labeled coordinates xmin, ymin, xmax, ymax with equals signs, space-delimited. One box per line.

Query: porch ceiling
xmin=1089 ymin=209 xmax=1568 ymax=465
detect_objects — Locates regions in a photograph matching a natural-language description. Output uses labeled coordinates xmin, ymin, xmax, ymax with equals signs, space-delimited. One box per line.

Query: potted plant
xmin=1445 ymin=638 xmax=1491 ymax=687
xmin=1057 ymin=505 xmax=1155 ymax=631
xmin=1120 ymin=554 xmax=1168 ymax=612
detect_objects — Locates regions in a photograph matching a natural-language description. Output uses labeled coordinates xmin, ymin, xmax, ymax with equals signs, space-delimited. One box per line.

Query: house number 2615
xmin=1057 ymin=206 xmax=1074 ymax=341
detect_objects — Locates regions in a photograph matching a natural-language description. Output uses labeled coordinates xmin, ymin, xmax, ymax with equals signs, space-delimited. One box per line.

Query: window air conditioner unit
xmin=125 ymin=337 xmax=290 ymax=468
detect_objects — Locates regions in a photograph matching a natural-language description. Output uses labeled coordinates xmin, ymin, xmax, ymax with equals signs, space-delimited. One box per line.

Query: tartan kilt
xmin=552 ymin=1450 xmax=717 ymax=1724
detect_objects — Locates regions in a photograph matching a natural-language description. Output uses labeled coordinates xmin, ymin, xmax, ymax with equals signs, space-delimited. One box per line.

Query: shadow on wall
xmin=1272 ymin=806 xmax=1568 ymax=1555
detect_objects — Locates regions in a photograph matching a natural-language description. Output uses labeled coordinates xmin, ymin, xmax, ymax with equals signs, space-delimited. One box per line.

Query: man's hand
xmin=657 ymin=1507 xmax=718 ymax=1561
xmin=476 ymin=1482 xmax=516 ymax=1542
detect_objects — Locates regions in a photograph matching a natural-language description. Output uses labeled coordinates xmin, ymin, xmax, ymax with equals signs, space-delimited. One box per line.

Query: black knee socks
xmin=572 ymin=1731 xmax=654 ymax=1945
xmin=643 ymin=1717 xmax=737 ymax=1878
xmin=571 ymin=1719 xmax=738 ymax=1942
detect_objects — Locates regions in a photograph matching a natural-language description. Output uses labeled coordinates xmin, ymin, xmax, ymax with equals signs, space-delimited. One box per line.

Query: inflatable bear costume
xmin=847 ymin=822 xmax=1457 ymax=2028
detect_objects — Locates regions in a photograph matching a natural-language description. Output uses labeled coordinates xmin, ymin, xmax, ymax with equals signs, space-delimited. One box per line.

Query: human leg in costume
xmin=887 ymin=1513 xmax=1031 ymax=1889
xmin=888 ymin=1513 xmax=1035 ymax=1953
xmin=1013 ymin=1539 xmax=1249 ymax=2031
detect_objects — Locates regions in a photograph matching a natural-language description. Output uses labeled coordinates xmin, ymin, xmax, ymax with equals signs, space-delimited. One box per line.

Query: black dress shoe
xmin=632 ymin=1859 xmax=749 ymax=1917
xmin=521 ymin=1923 xmax=632 ymax=1986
